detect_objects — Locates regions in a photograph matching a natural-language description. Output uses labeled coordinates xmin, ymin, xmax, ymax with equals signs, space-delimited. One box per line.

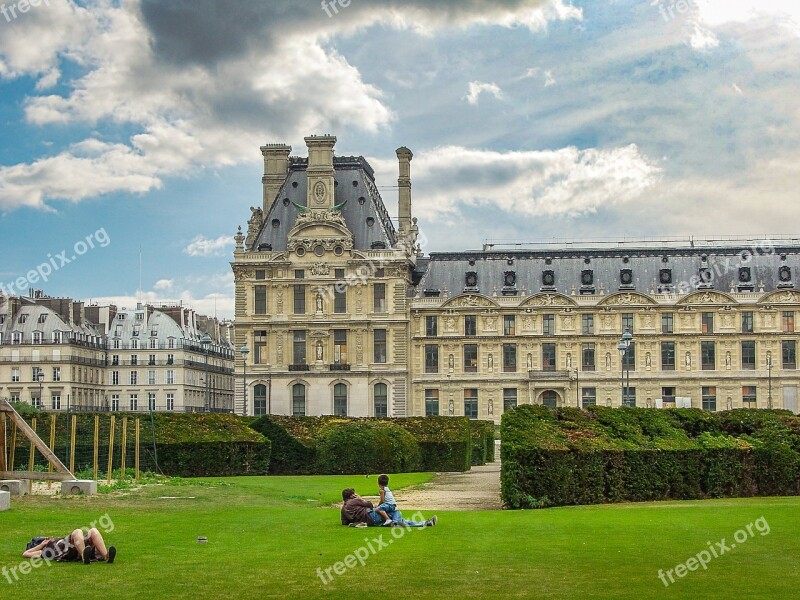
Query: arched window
xmin=254 ymin=384 xmax=267 ymax=416
xmin=292 ymin=384 xmax=306 ymax=416
xmin=374 ymin=383 xmax=388 ymax=417
xmin=333 ymin=383 xmax=347 ymax=416
xmin=542 ymin=390 xmax=558 ymax=408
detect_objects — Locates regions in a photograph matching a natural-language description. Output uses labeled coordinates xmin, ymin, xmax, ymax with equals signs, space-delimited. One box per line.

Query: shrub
xmin=315 ymin=420 xmax=422 ymax=475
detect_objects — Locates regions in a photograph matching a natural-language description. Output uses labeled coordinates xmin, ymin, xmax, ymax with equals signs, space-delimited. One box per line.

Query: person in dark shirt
xmin=23 ymin=528 xmax=117 ymax=564
xmin=340 ymin=488 xmax=436 ymax=528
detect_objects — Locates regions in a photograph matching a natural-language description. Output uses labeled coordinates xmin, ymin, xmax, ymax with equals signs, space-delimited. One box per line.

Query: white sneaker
xmin=383 ymin=519 xmax=393 ymax=526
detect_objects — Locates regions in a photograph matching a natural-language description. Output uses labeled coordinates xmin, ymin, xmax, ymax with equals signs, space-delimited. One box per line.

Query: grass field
xmin=1 ymin=474 xmax=798 ymax=599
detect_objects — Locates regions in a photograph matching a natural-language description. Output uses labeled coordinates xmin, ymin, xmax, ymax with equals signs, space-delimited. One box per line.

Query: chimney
xmin=304 ymin=134 xmax=337 ymax=211
xmin=396 ymin=146 xmax=413 ymax=238
xmin=260 ymin=143 xmax=292 ymax=211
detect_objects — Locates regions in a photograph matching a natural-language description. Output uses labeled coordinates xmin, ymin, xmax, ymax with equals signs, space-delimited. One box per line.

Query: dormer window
xmin=502 ymin=271 xmax=517 ymax=296
xmin=620 ymin=269 xmax=634 ymax=290
xmin=33 ymin=331 xmax=42 ymax=344
xmin=18 ymin=314 xmax=27 ymax=324
xmin=580 ymin=269 xmax=595 ymax=294
xmin=133 ymin=326 xmax=140 ymax=336
xmin=136 ymin=313 xmax=144 ymax=321
xmin=53 ymin=331 xmax=62 ymax=344
xmin=12 ymin=332 xmax=21 ymax=344
xmin=779 ymin=266 xmax=793 ymax=288
xmin=118 ymin=313 xmax=125 ymax=320
xmin=542 ymin=270 xmax=556 ymax=290
xmin=465 ymin=271 xmax=478 ymax=291
xmin=698 ymin=268 xmax=713 ymax=289
xmin=38 ymin=314 xmax=47 ymax=324
xmin=738 ymin=266 xmax=754 ymax=291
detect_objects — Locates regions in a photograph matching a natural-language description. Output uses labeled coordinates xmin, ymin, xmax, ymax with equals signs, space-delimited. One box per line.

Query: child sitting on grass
xmin=376 ymin=474 xmax=397 ymax=526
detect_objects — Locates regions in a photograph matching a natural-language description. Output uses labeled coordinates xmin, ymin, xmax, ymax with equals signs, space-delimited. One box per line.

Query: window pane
xmin=581 ymin=343 xmax=595 ymax=371
xmin=543 ymin=314 xmax=555 ymax=336
xmin=741 ymin=311 xmax=754 ymax=333
xmin=741 ymin=341 xmax=756 ymax=370
xmin=333 ymin=383 xmax=347 ymax=416
xmin=293 ymin=330 xmax=306 ymax=364
xmin=701 ymin=341 xmax=716 ymax=370
xmin=542 ymin=343 xmax=556 ymax=371
xmin=254 ymin=285 xmax=267 ymax=315
xmin=292 ymin=384 xmax=305 ymax=416
xmin=426 ymin=316 xmax=438 ymax=337
xmin=581 ymin=387 xmax=596 ymax=409
xmin=294 ymin=285 xmax=306 ymax=314
xmin=465 ymin=315 xmax=477 ymax=336
xmin=504 ymin=315 xmax=516 ymax=336
xmin=702 ymin=386 xmax=717 ymax=411
xmin=662 ymin=313 xmax=674 ymax=334
xmin=374 ymin=329 xmax=387 ymax=363
xmin=661 ymin=342 xmax=675 ymax=371
xmin=582 ymin=314 xmax=594 ymax=335
xmin=503 ymin=344 xmax=517 ymax=372
xmin=373 ymin=284 xmax=386 ymax=313
xmin=425 ymin=389 xmax=439 ymax=416
xmin=374 ymin=383 xmax=388 ymax=417
xmin=464 ymin=344 xmax=478 ymax=373
xmin=464 ymin=389 xmax=478 ymax=418
xmin=783 ymin=340 xmax=796 ymax=369
xmin=425 ymin=344 xmax=439 ymax=373
xmin=503 ymin=388 xmax=518 ymax=412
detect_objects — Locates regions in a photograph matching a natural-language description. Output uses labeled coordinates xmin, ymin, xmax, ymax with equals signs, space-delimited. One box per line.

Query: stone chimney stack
xmin=260 ymin=143 xmax=292 ymax=211
xmin=305 ymin=135 xmax=337 ymax=211
xmin=396 ymin=146 xmax=413 ymax=238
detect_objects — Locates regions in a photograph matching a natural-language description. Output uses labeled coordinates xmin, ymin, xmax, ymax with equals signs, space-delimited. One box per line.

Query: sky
xmin=1 ymin=0 xmax=799 ymax=319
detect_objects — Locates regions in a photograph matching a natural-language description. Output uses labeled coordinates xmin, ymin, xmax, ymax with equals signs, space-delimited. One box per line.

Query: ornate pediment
xmin=598 ymin=292 xmax=657 ymax=307
xmin=678 ymin=291 xmax=738 ymax=306
xmin=520 ymin=293 xmax=577 ymax=308
xmin=759 ymin=290 xmax=800 ymax=305
xmin=441 ymin=294 xmax=499 ymax=309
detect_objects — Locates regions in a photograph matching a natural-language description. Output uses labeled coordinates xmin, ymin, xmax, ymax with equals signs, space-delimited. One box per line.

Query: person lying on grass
xmin=23 ymin=528 xmax=117 ymax=564
xmin=340 ymin=488 xmax=437 ymax=528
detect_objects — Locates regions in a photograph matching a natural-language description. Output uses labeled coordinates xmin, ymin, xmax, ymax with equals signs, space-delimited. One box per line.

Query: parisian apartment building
xmin=0 ymin=290 xmax=235 ymax=413
xmin=232 ymin=135 xmax=800 ymax=422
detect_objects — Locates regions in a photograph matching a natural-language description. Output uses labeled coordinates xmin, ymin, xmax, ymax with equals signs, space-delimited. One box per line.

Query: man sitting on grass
xmin=340 ymin=488 xmax=436 ymax=528
xmin=23 ymin=528 xmax=117 ymax=564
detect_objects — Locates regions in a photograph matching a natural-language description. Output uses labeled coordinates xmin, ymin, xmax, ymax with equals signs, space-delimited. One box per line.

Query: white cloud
xmin=183 ymin=235 xmax=234 ymax=258
xmin=153 ymin=279 xmax=173 ymax=290
xmin=465 ymin=81 xmax=504 ymax=105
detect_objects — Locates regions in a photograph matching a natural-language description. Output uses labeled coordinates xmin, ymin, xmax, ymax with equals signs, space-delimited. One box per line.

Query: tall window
xmin=424 ymin=344 xmax=439 ymax=373
xmin=148 ymin=392 xmax=156 ymax=411
xmin=622 ymin=343 xmax=636 ymax=370
xmin=742 ymin=386 xmax=757 ymax=407
xmin=701 ymin=341 xmax=716 ymax=370
xmin=334 ymin=275 xmax=347 ymax=313
xmin=52 ymin=367 xmax=60 ymax=382
xmin=662 ymin=387 xmax=676 ymax=405
xmin=130 ymin=371 xmax=138 ymax=385
xmin=254 ymin=330 xmax=268 ymax=364
xmin=542 ymin=390 xmax=557 ymax=408
xmin=581 ymin=343 xmax=595 ymax=371
xmin=112 ymin=371 xmax=119 ymax=385
xmin=373 ymin=329 xmax=387 ymax=364
xmin=741 ymin=341 xmax=756 ymax=370
xmin=425 ymin=316 xmax=438 ymax=337
xmin=111 ymin=395 xmax=119 ymax=411
xmin=374 ymin=383 xmax=388 ymax=417
xmin=783 ymin=340 xmax=797 ymax=369
xmin=623 ymin=386 xmax=636 ymax=407
xmin=293 ymin=284 xmax=306 ymax=314
xmin=464 ymin=315 xmax=477 ymax=337
xmin=254 ymin=286 xmax=267 ymax=315
xmin=166 ymin=370 xmax=175 ymax=384
xmin=11 ymin=368 xmax=19 ymax=382
xmin=148 ymin=370 xmax=156 ymax=385
xmin=701 ymin=312 xmax=714 ymax=334
xmin=503 ymin=344 xmax=517 ymax=372
xmin=131 ymin=355 xmax=138 ymax=365
xmin=543 ymin=314 xmax=555 ymax=336
xmin=293 ymin=330 xmax=307 ymax=365
xmin=783 ymin=311 xmax=795 ymax=333
xmin=503 ymin=315 xmax=516 ymax=336
xmin=622 ymin=313 xmax=634 ymax=334
xmin=333 ymin=383 xmax=348 ymax=416
xmin=166 ymin=393 xmax=174 ymax=411
xmin=464 ymin=389 xmax=478 ymax=418
xmin=741 ymin=311 xmax=754 ymax=334
xmin=581 ymin=387 xmax=597 ymax=409
xmin=333 ymin=330 xmax=348 ymax=365
xmin=464 ymin=344 xmax=478 ymax=373
xmin=373 ymin=283 xmax=386 ymax=313
xmin=662 ymin=313 xmax=674 ymax=334
xmin=292 ymin=384 xmax=305 ymax=416
xmin=542 ymin=343 xmax=556 ymax=371
xmin=503 ymin=388 xmax=518 ymax=412
xmin=661 ymin=342 xmax=675 ymax=371
xmin=702 ymin=386 xmax=717 ymax=411
xmin=425 ymin=389 xmax=440 ymax=416
xmin=51 ymin=395 xmax=61 ymax=410
xmin=130 ymin=394 xmax=138 ymax=411
xmin=582 ymin=314 xmax=594 ymax=335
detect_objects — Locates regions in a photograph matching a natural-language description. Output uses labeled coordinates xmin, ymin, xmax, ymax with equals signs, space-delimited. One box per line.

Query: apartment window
xmin=540 ymin=343 xmax=557 ymax=371
xmin=18 ymin=314 xmax=27 ymax=324
xmin=742 ymin=386 xmax=757 ymax=407
xmin=254 ymin=330 xmax=268 ymax=365
xmin=293 ymin=284 xmax=306 ymax=314
xmin=148 ymin=370 xmax=156 ymax=385
xmin=255 ymin=269 xmax=266 ymax=280
xmin=622 ymin=343 xmax=636 ymax=370
xmin=166 ymin=370 xmax=175 ymax=385
xmin=373 ymin=283 xmax=386 ymax=313
xmin=292 ymin=384 xmax=306 ymax=416
xmin=51 ymin=395 xmax=61 ymax=411
xmin=701 ymin=341 xmax=716 ymax=370
xmin=661 ymin=342 xmax=675 ymax=371
xmin=254 ymin=286 xmax=268 ymax=315
xmin=662 ymin=387 xmax=676 ymax=406
xmin=130 ymin=371 xmax=138 ymax=385
xmin=503 ymin=343 xmax=517 ymax=373
xmin=783 ymin=311 xmax=795 ymax=333
xmin=11 ymin=368 xmax=19 ymax=382
xmin=425 ymin=316 xmax=438 ymax=337
xmin=425 ymin=389 xmax=440 ymax=416
xmin=113 ymin=339 xmax=120 ymax=349
xmin=12 ymin=332 xmax=21 ymax=344
xmin=464 ymin=389 xmax=478 ymax=419
xmin=581 ymin=387 xmax=597 ymax=409
xmin=741 ymin=341 xmax=756 ymax=370
xmin=701 ymin=312 xmax=714 ymax=334
xmin=622 ymin=313 xmax=634 ymax=334
xmin=662 ymin=313 xmax=674 ymax=334
xmin=623 ymin=386 xmax=636 ymax=407
xmin=503 ymin=388 xmax=518 ymax=412
xmin=425 ymin=344 xmax=439 ymax=373
xmin=543 ymin=314 xmax=555 ymax=336
xmin=148 ymin=392 xmax=156 ymax=411
xmin=295 ymin=270 xmax=305 ymax=279
xmin=111 ymin=395 xmax=119 ymax=412
xmin=33 ymin=331 xmax=42 ymax=344
xmin=741 ymin=311 xmax=754 ymax=334
xmin=542 ymin=390 xmax=557 ymax=408
xmin=53 ymin=331 xmax=62 ymax=344
xmin=293 ymin=330 xmax=307 ymax=365
xmin=465 ymin=315 xmax=477 ymax=337
xmin=464 ymin=344 xmax=478 ymax=373
xmin=112 ymin=371 xmax=119 ymax=385
xmin=582 ymin=314 xmax=594 ymax=335
xmin=373 ymin=329 xmax=387 ymax=364
xmin=702 ymin=386 xmax=717 ymax=411
xmin=783 ymin=340 xmax=797 ymax=369
xmin=333 ymin=330 xmax=348 ymax=365
xmin=31 ymin=395 xmax=41 ymax=409
xmin=334 ymin=278 xmax=347 ymax=313
xmin=333 ymin=383 xmax=348 ymax=416
xmin=130 ymin=394 xmax=138 ymax=411
xmin=148 ymin=354 xmax=156 ymax=365
xmin=131 ymin=355 xmax=138 ymax=365
xmin=168 ymin=338 xmax=175 ymax=349
xmin=167 ymin=354 xmax=174 ymax=365
xmin=374 ymin=383 xmax=388 ymax=418
xmin=581 ymin=343 xmax=596 ymax=371
xmin=131 ymin=339 xmax=139 ymax=350
xmin=504 ymin=315 xmax=516 ymax=336
xmin=166 ymin=393 xmax=174 ymax=411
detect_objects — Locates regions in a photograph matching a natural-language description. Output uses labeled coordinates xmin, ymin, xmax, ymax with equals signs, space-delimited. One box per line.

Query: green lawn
xmin=1 ymin=474 xmax=798 ymax=599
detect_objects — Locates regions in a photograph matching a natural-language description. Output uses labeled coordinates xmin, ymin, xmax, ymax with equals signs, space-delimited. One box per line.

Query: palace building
xmin=232 ymin=135 xmax=800 ymax=421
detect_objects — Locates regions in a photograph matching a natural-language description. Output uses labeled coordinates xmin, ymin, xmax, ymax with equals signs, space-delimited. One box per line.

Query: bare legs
xmin=70 ymin=527 xmax=110 ymax=561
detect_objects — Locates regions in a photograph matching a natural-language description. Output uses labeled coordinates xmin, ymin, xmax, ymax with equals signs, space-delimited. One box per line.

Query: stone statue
xmin=315 ymin=293 xmax=324 ymax=313
xmin=245 ymin=206 xmax=264 ymax=250
xmin=316 ymin=340 xmax=324 ymax=361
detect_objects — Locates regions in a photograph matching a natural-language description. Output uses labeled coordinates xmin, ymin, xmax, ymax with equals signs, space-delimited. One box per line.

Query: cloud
xmin=183 ymin=235 xmax=234 ymax=257
xmin=153 ymin=279 xmax=174 ymax=290
xmin=465 ymin=81 xmax=504 ymax=104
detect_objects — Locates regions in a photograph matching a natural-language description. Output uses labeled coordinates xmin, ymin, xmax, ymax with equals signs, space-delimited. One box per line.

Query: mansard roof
xmin=251 ymin=156 xmax=396 ymax=252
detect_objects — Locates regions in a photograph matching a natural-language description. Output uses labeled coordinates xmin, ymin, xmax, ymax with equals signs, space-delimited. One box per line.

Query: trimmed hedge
xmin=469 ymin=420 xmax=496 ymax=465
xmin=250 ymin=415 xmax=472 ymax=474
xmin=316 ymin=421 xmax=422 ymax=474
xmin=501 ymin=405 xmax=800 ymax=509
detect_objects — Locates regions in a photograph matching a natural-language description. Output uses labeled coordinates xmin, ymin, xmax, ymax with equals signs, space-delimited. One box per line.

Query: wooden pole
xmin=69 ymin=415 xmax=77 ymax=475
xmin=107 ymin=415 xmax=115 ymax=485
xmin=0 ymin=403 xmax=73 ymax=480
xmin=135 ymin=418 xmax=140 ymax=481
xmin=120 ymin=416 xmax=128 ymax=480
xmin=48 ymin=414 xmax=56 ymax=488
xmin=9 ymin=420 xmax=17 ymax=472
xmin=93 ymin=415 xmax=99 ymax=481
xmin=0 ymin=413 xmax=6 ymax=473
xmin=29 ymin=417 xmax=36 ymax=471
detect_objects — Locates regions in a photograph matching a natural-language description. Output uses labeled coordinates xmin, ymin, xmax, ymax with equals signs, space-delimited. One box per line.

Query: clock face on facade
xmin=313 ymin=181 xmax=326 ymax=205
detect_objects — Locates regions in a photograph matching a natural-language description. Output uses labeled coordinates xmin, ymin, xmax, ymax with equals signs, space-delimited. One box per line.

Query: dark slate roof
xmin=415 ymin=242 xmax=800 ymax=297
xmin=251 ymin=156 xmax=396 ymax=252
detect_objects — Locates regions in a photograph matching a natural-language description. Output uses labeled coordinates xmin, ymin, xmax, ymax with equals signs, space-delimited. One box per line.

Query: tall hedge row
xmin=501 ymin=405 xmax=800 ymax=509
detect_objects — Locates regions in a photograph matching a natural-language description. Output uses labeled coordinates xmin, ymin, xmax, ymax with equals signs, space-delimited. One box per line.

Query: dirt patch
xmin=395 ymin=461 xmax=503 ymax=512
